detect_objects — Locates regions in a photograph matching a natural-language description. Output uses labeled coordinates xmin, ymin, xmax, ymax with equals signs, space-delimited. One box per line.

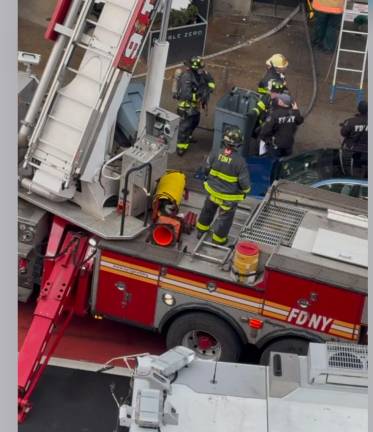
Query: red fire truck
xmin=17 ymin=0 xmax=368 ymax=422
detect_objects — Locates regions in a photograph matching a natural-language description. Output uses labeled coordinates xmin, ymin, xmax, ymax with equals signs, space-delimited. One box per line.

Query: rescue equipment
xmin=152 ymin=171 xmax=186 ymax=219
xmin=231 ymin=241 xmax=259 ymax=284
xmin=151 ymin=215 xmax=182 ymax=247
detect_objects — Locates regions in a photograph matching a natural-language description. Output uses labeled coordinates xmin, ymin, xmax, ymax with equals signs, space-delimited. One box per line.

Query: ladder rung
xmin=344 ymin=9 xmax=368 ymax=16
xmin=76 ymin=42 xmax=113 ymax=59
xmin=339 ymin=48 xmax=366 ymax=54
xmin=28 ymin=160 xmax=66 ymax=175
xmin=192 ymin=252 xmax=223 ymax=264
xmin=202 ymin=241 xmax=230 ymax=251
xmin=105 ymin=0 xmax=133 ymax=10
xmin=48 ymin=114 xmax=84 ymax=132
xmin=66 ymin=67 xmax=102 ymax=85
xmin=342 ymin=29 xmax=368 ymax=36
xmin=38 ymin=138 xmax=73 ymax=157
xmin=85 ymin=19 xmax=122 ymax=36
xmin=336 ymin=67 xmax=364 ymax=73
xmin=57 ymin=90 xmax=95 ymax=109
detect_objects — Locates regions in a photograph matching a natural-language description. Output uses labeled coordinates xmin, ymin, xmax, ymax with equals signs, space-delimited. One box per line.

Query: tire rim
xmin=182 ymin=330 xmax=222 ymax=360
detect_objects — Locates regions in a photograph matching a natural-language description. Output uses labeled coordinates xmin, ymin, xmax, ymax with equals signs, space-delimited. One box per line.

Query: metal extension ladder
xmin=330 ymin=0 xmax=368 ymax=103
xmin=191 ymin=208 xmax=252 ymax=266
xmin=23 ymin=0 xmax=143 ymax=194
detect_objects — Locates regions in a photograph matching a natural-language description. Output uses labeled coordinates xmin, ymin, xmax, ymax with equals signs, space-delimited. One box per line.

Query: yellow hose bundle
xmin=153 ymin=171 xmax=186 ymax=215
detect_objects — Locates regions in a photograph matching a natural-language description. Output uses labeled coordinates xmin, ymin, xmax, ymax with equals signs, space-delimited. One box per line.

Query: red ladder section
xmin=18 ymin=217 xmax=89 ymax=422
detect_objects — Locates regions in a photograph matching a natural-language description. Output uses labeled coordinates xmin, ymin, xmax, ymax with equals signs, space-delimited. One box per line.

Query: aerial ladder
xmin=18 ymin=0 xmax=175 ymax=421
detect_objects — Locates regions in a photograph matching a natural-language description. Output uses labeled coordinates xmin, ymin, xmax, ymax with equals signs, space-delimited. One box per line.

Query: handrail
xmin=120 ymin=162 xmax=153 ymax=236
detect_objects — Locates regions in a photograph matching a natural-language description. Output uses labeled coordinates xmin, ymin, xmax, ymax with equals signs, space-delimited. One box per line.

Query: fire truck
xmin=18 ymin=0 xmax=368 ymax=422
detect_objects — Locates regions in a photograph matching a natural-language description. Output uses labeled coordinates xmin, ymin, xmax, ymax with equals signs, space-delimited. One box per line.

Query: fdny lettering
xmin=218 ymin=154 xmax=232 ymax=163
xmin=288 ymin=308 xmax=333 ymax=332
xmin=354 ymin=124 xmax=368 ymax=132
xmin=278 ymin=115 xmax=295 ymax=124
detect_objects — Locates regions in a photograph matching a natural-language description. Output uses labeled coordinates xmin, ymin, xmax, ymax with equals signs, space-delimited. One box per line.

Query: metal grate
xmin=239 ymin=203 xmax=306 ymax=247
xmin=327 ymin=342 xmax=368 ymax=374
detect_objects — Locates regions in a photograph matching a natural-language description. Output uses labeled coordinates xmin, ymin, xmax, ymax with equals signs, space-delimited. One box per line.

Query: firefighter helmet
xmin=358 ymin=100 xmax=367 ymax=115
xmin=223 ymin=128 xmax=243 ymax=148
xmin=275 ymin=93 xmax=292 ymax=107
xmin=188 ymin=56 xmax=205 ymax=70
xmin=266 ymin=54 xmax=288 ymax=69
xmin=268 ymin=79 xmax=285 ymax=93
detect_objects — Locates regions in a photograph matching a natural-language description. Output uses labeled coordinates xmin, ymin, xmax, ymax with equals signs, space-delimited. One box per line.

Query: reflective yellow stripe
xmin=210 ymin=195 xmax=223 ymax=206
xmin=242 ymin=187 xmax=251 ymax=193
xmin=196 ymin=221 xmax=209 ymax=231
xmin=253 ymin=108 xmax=260 ymax=115
xmin=208 ymin=82 xmax=215 ymax=89
xmin=177 ymin=143 xmax=189 ymax=149
xmin=178 ymin=101 xmax=190 ymax=108
xmin=209 ymin=169 xmax=238 ymax=183
xmin=220 ymin=204 xmax=231 ymax=211
xmin=258 ymin=100 xmax=266 ymax=111
xmin=204 ymin=182 xmax=245 ymax=201
xmin=192 ymin=93 xmax=198 ymax=102
xmin=212 ymin=233 xmax=227 ymax=244
xmin=258 ymin=87 xmax=269 ymax=94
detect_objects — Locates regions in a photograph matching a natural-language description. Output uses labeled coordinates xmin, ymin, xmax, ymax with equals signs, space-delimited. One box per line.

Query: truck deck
xmin=19 ymin=180 xmax=368 ymax=291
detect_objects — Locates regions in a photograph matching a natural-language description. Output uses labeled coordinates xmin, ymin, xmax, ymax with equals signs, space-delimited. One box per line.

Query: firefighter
xmin=196 ymin=128 xmax=251 ymax=245
xmin=257 ymin=54 xmax=288 ymax=95
xmin=174 ymin=56 xmax=215 ymax=156
xmin=340 ymin=100 xmax=368 ymax=178
xmin=311 ymin=0 xmax=344 ymax=53
xmin=253 ymin=78 xmax=287 ymax=131
xmin=258 ymin=93 xmax=304 ymax=158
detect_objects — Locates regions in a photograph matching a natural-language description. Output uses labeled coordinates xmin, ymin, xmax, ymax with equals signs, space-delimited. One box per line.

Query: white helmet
xmin=266 ymin=54 xmax=289 ymax=69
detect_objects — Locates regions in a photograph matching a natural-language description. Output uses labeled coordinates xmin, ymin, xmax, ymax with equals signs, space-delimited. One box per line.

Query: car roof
xmin=312 ymin=178 xmax=368 ymax=187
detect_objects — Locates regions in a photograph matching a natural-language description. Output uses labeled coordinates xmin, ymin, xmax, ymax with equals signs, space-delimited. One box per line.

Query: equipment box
xmin=213 ymin=87 xmax=260 ymax=158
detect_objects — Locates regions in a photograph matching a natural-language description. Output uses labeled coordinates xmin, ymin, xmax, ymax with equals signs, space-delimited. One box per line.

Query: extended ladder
xmin=23 ymin=0 xmax=159 ymax=198
xmin=330 ymin=0 xmax=368 ymax=102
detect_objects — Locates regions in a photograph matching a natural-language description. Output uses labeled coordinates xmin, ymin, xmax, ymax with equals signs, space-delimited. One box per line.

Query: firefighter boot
xmin=177 ymin=142 xmax=190 ymax=156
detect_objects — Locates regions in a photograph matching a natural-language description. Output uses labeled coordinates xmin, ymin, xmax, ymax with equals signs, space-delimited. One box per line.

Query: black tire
xmin=166 ymin=312 xmax=242 ymax=362
xmin=259 ymin=337 xmax=309 ymax=365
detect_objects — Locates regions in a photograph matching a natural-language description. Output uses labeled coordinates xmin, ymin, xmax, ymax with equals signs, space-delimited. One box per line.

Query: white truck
xmin=120 ymin=343 xmax=368 ymax=432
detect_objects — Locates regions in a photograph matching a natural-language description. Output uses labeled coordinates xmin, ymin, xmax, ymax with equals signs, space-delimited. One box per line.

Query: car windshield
xmin=277 ymin=149 xmax=343 ymax=185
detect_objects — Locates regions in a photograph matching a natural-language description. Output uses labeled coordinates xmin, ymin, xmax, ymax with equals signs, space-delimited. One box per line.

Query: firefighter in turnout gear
xmin=258 ymin=54 xmax=288 ymax=95
xmin=196 ymin=128 xmax=251 ymax=245
xmin=259 ymin=93 xmax=304 ymax=157
xmin=340 ymin=101 xmax=368 ymax=178
xmin=174 ymin=56 xmax=215 ymax=156
xmin=252 ymin=78 xmax=287 ymax=133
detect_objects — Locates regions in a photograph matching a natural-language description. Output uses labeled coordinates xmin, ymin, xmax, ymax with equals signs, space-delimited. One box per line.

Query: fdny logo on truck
xmin=116 ymin=0 xmax=159 ymax=70
xmin=287 ymin=308 xmax=333 ymax=332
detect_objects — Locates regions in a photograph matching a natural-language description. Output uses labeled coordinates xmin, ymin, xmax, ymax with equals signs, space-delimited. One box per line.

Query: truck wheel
xmin=166 ymin=313 xmax=241 ymax=362
xmin=259 ymin=337 xmax=309 ymax=365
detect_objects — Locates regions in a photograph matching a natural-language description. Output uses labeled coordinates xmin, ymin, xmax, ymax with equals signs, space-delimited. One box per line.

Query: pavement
xmin=18 ymin=365 xmax=130 ymax=432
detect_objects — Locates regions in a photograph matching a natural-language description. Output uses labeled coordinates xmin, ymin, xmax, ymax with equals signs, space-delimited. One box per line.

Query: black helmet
xmin=223 ymin=128 xmax=243 ymax=148
xmin=268 ymin=79 xmax=285 ymax=94
xmin=187 ymin=56 xmax=204 ymax=70
xmin=358 ymin=100 xmax=368 ymax=115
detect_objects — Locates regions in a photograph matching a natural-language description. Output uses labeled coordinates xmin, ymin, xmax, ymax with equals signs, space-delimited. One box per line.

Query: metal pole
xmin=137 ymin=0 xmax=172 ymax=133
xmin=159 ymin=0 xmax=172 ymax=42
xmin=18 ymin=0 xmax=83 ymax=148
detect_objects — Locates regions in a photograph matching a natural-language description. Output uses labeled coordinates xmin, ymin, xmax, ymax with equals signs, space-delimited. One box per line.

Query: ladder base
xmin=329 ymin=85 xmax=365 ymax=104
